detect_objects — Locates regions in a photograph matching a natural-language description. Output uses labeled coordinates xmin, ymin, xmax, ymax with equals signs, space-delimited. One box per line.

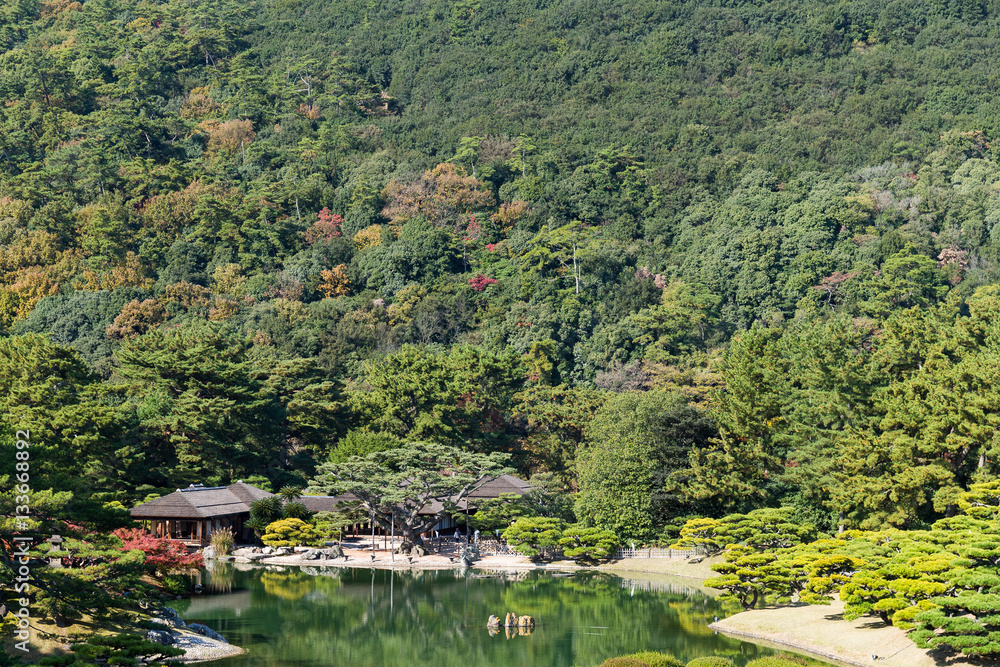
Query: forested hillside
xmin=3 ymin=0 xmax=1000 ymax=537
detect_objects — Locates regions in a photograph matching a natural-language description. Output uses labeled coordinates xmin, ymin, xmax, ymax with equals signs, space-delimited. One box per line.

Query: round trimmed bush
xmin=745 ymin=658 xmax=808 ymax=667
xmin=687 ymin=658 xmax=737 ymax=667
xmin=599 ymin=659 xmax=650 ymax=667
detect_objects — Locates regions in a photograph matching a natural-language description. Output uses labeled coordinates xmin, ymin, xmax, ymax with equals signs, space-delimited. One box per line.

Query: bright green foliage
xmin=607 ymin=652 xmax=684 ymax=667
xmin=328 ymin=429 xmax=401 ymax=464
xmin=576 ymin=390 xmax=715 ymax=541
xmin=309 ymin=441 xmax=511 ymax=548
xmin=502 ymin=517 xmax=566 ymax=559
xmin=558 ymin=524 xmax=620 ymax=564
xmin=957 ymin=479 xmax=1000 ymax=521
xmin=598 ymin=659 xmax=651 ymax=667
xmin=704 ymin=546 xmax=802 ymax=610
xmin=674 ymin=509 xmax=816 ymax=556
xmin=744 ymin=659 xmax=808 ymax=667
xmin=261 ymin=518 xmax=323 ymax=547
xmin=832 ymin=294 xmax=1000 ymax=529
xmin=673 ymin=518 xmax=729 ymax=556
xmin=686 ymin=658 xmax=736 ymax=667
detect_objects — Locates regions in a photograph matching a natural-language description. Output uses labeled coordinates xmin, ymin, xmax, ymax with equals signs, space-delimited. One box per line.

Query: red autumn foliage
xmin=112 ymin=528 xmax=204 ymax=573
xmin=468 ymin=274 xmax=497 ymax=292
xmin=304 ymin=208 xmax=344 ymax=244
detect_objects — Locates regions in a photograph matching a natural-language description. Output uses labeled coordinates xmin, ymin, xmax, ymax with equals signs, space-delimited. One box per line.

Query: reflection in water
xmin=172 ymin=565 xmax=823 ymax=667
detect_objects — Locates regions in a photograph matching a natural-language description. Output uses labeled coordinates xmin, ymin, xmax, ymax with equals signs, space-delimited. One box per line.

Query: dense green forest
xmin=6 ymin=0 xmax=1000 ymax=661
xmin=4 ymin=0 xmax=1000 ymax=542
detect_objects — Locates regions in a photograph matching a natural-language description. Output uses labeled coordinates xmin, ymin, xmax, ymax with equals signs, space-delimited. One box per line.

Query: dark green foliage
xmin=37 ymin=633 xmax=184 ymax=666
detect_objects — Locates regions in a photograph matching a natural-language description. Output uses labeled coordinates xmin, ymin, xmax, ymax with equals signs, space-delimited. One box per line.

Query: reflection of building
xmin=130 ymin=482 xmax=271 ymax=546
xmin=130 ymin=475 xmax=531 ymax=545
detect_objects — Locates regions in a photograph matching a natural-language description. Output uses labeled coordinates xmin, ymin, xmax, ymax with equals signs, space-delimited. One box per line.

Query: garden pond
xmin=173 ymin=564 xmax=832 ymax=667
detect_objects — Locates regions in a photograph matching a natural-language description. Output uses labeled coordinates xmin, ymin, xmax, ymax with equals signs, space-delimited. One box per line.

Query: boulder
xmin=233 ymin=548 xmax=258 ymax=557
xmin=218 ymin=555 xmax=235 ymax=562
xmin=301 ymin=549 xmax=320 ymax=560
xmin=504 ymin=612 xmax=517 ymax=628
xmin=261 ymin=547 xmax=274 ymax=555
xmin=146 ymin=630 xmax=175 ymax=645
xmin=412 ymin=545 xmax=425 ymax=558
xmin=518 ymin=615 xmax=535 ymax=627
xmin=323 ymin=545 xmax=344 ymax=559
xmin=487 ymin=615 xmax=500 ymax=628
xmin=275 ymin=547 xmax=293 ymax=556
xmin=161 ymin=607 xmax=180 ymax=619
xmin=202 ymin=546 xmax=216 ymax=560
xmin=187 ymin=623 xmax=228 ymax=643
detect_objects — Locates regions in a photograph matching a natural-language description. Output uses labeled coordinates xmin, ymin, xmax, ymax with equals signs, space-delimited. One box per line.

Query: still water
xmin=174 ymin=564 xmax=827 ymax=667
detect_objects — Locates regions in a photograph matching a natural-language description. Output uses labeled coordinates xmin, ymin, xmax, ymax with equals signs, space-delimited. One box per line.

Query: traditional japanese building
xmin=130 ymin=474 xmax=532 ymax=545
xmin=130 ymin=482 xmax=273 ymax=546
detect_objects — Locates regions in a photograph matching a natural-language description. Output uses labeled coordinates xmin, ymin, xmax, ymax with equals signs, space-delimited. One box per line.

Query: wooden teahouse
xmin=130 ymin=482 xmax=273 ymax=547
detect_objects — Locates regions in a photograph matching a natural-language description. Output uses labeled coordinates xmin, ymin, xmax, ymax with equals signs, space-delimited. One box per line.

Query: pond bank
xmin=709 ymin=597 xmax=973 ymax=667
xmin=169 ymin=628 xmax=245 ymax=663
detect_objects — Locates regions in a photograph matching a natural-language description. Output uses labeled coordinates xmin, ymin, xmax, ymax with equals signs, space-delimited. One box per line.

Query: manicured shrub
xmin=261 ymin=518 xmax=322 ymax=547
xmin=502 ymin=517 xmax=566 ymax=559
xmin=559 ymin=524 xmax=620 ymax=563
xmin=599 ymin=658 xmax=651 ymax=667
xmin=686 ymin=658 xmax=737 ymax=667
xmin=745 ymin=658 xmax=808 ymax=667
xmin=623 ymin=652 xmax=685 ymax=667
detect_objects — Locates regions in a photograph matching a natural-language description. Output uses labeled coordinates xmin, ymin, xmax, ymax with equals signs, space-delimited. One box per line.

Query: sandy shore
xmin=710 ymin=598 xmax=974 ymax=667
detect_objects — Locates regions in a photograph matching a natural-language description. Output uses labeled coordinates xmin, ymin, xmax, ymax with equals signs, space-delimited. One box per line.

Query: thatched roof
xmin=131 ymin=474 xmax=530 ymax=520
xmin=468 ymin=474 xmax=531 ymax=499
xmin=131 ymin=483 xmax=274 ymax=520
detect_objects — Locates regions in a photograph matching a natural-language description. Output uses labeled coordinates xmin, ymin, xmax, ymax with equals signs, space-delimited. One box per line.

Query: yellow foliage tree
xmin=106 ymin=299 xmax=168 ymax=339
xmin=318 ymin=264 xmax=351 ymax=298
xmin=353 ymin=225 xmax=383 ymax=251
xmin=212 ymin=262 xmax=248 ymax=297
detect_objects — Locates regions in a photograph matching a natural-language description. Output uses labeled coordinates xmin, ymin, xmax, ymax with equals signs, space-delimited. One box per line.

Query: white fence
xmin=477 ymin=539 xmax=523 ymax=557
xmin=614 ymin=546 xmax=700 ymax=559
